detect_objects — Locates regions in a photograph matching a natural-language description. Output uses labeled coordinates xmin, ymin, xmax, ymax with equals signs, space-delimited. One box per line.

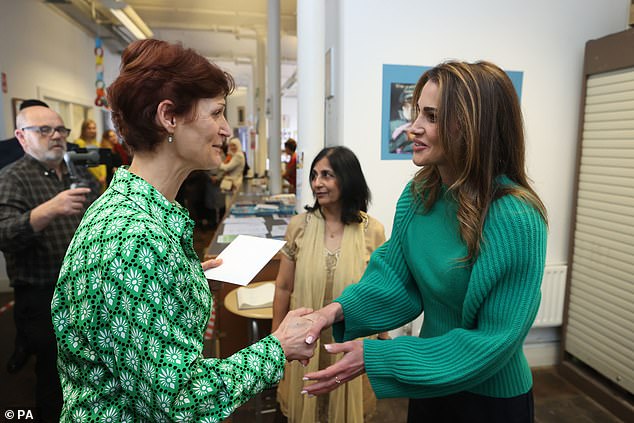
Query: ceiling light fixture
xmin=107 ymin=2 xmax=153 ymax=40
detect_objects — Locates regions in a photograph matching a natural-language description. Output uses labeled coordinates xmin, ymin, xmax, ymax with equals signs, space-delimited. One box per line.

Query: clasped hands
xmin=272 ymin=303 xmax=367 ymax=396
xmin=200 ymin=261 xmax=364 ymax=395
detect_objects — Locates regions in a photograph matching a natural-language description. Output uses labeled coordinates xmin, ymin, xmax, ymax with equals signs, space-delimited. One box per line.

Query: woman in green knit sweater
xmin=301 ymin=61 xmax=548 ymax=422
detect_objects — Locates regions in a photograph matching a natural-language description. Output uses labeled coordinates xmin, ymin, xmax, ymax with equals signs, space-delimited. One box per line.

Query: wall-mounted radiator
xmin=533 ymin=264 xmax=568 ymax=327
xmin=398 ymin=263 xmax=569 ymax=339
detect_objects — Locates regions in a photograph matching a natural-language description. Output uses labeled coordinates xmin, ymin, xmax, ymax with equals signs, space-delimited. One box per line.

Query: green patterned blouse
xmin=52 ymin=168 xmax=285 ymax=422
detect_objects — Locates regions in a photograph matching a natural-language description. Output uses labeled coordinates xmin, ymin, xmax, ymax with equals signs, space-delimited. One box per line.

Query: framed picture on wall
xmin=380 ymin=64 xmax=524 ymax=160
xmin=381 ymin=65 xmax=429 ymax=160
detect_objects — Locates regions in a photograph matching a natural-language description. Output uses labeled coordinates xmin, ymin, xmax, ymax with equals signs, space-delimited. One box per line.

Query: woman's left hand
xmin=301 ymin=340 xmax=365 ymax=396
xmin=201 ymin=257 xmax=223 ymax=271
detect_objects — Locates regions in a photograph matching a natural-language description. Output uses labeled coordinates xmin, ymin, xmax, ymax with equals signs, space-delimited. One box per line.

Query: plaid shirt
xmin=0 ymin=154 xmax=98 ymax=287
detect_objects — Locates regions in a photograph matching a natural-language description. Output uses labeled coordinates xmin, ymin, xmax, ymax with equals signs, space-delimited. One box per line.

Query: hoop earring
xmin=168 ymin=134 xmax=174 ymax=143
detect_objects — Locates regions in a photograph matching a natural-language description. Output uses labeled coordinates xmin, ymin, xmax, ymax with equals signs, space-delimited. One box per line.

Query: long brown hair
xmin=79 ymin=119 xmax=97 ymax=141
xmin=411 ymin=61 xmax=547 ymax=262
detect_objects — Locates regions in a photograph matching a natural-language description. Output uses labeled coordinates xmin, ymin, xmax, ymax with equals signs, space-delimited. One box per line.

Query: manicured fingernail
xmin=305 ymin=336 xmax=314 ymax=344
xmin=300 ymin=390 xmax=307 ymax=395
xmin=324 ymin=344 xmax=332 ymax=351
xmin=302 ymin=376 xmax=309 ymax=380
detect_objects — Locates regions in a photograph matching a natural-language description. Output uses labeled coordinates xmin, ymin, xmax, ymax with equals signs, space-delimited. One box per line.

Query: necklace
xmin=325 ymin=220 xmax=343 ymax=238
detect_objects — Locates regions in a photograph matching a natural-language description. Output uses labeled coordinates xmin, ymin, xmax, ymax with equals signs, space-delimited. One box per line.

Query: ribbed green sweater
xmin=333 ymin=180 xmax=547 ymax=399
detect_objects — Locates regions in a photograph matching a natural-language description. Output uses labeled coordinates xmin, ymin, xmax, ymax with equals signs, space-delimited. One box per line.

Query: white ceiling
xmin=126 ymin=0 xmax=298 ymax=92
xmin=48 ymin=0 xmax=298 ymax=93
xmin=127 ymin=0 xmax=298 ymax=58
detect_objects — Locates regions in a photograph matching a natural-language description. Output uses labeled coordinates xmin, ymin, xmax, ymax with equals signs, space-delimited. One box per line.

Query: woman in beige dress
xmin=218 ymin=137 xmax=245 ymax=209
xmin=272 ymin=146 xmax=387 ymax=422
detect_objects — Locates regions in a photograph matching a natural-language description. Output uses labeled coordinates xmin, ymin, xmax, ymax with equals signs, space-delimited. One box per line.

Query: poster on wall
xmin=381 ymin=64 xmax=524 ymax=160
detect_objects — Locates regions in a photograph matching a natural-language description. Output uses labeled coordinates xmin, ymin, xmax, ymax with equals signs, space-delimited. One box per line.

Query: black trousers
xmin=407 ymin=389 xmax=534 ymax=423
xmin=13 ymin=286 xmax=62 ymax=422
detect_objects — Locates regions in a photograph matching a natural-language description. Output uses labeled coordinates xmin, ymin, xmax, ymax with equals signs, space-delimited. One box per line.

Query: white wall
xmin=226 ymin=87 xmax=248 ymax=133
xmin=333 ymin=0 xmax=630 ymax=267
xmin=325 ymin=0 xmax=341 ymax=148
xmin=0 ymin=0 xmax=629 ymax=291
xmin=0 ymin=0 xmax=120 ymax=139
xmin=0 ymin=0 xmax=120 ymax=292
xmin=281 ymin=95 xmax=298 ymax=141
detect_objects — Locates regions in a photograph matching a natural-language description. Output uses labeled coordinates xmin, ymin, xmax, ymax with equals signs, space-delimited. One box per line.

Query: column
xmin=296 ymin=0 xmax=325 ymax=210
xmin=255 ymin=35 xmax=267 ymax=178
xmin=267 ymin=0 xmax=282 ymax=194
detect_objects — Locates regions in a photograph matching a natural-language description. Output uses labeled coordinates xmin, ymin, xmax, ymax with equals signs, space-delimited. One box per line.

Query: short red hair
xmin=108 ymin=39 xmax=234 ymax=153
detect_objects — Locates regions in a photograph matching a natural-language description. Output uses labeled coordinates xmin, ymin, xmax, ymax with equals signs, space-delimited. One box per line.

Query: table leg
xmin=250 ymin=319 xmax=259 ymax=344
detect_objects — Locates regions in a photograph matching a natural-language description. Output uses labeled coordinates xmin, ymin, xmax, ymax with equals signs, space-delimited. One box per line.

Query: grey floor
xmin=225 ymin=366 xmax=624 ymax=423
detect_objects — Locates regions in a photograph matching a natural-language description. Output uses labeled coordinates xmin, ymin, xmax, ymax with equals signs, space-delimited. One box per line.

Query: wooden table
xmin=205 ymin=214 xmax=287 ymax=358
xmin=223 ymin=281 xmax=274 ymax=320
xmin=207 ymin=265 xmax=279 ymax=358
xmin=204 ymin=188 xmax=293 ymax=357
xmin=223 ymin=281 xmax=274 ymax=354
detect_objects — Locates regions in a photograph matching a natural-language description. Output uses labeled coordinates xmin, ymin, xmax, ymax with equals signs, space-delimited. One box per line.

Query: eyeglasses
xmin=21 ymin=125 xmax=71 ymax=138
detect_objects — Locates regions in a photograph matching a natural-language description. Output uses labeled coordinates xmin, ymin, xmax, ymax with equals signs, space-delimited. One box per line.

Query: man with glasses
xmin=0 ymin=105 xmax=98 ymax=422
xmin=0 ymin=99 xmax=79 ymax=170
xmin=0 ymin=99 xmax=47 ymax=169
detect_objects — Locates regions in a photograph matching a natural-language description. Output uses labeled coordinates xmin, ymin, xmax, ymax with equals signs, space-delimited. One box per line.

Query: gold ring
xmin=334 ymin=376 xmax=341 ymax=384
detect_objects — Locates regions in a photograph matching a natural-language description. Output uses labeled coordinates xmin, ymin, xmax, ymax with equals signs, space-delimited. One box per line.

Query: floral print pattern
xmin=53 ymin=168 xmax=285 ymax=422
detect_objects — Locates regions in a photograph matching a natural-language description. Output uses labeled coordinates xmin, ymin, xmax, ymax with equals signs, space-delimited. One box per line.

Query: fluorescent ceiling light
xmin=110 ymin=6 xmax=153 ymax=40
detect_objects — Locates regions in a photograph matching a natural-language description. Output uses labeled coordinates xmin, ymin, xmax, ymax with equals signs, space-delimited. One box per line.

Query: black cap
xmin=19 ymin=99 xmax=49 ymax=111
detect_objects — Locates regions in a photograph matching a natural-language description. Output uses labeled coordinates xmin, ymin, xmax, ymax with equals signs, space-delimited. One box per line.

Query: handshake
xmin=271 ymin=306 xmax=336 ymax=362
xmin=270 ymin=303 xmax=366 ymax=396
xmin=272 ymin=307 xmax=327 ymax=363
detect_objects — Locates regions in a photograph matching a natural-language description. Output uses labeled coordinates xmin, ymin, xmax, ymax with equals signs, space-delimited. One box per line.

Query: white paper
xmin=204 ymin=235 xmax=286 ymax=286
xmin=270 ymin=224 xmax=288 ymax=237
xmin=254 ymin=203 xmax=278 ymax=210
xmin=216 ymin=234 xmax=238 ymax=244
xmin=222 ymin=222 xmax=269 ymax=236
xmin=224 ymin=216 xmax=265 ymax=224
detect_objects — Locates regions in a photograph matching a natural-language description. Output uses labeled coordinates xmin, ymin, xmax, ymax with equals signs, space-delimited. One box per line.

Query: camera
xmin=63 ymin=148 xmax=122 ymax=189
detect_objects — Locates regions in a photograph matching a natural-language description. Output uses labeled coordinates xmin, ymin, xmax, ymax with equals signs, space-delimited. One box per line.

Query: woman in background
xmin=272 ymin=146 xmax=386 ymax=423
xmin=101 ymin=129 xmax=131 ymax=166
xmin=219 ymin=137 xmax=246 ymax=209
xmin=53 ymin=39 xmax=316 ymax=422
xmin=282 ymin=138 xmax=297 ymax=193
xmin=74 ymin=119 xmax=98 ymax=149
xmin=75 ymin=119 xmax=106 ymax=190
xmin=100 ymin=129 xmax=131 ymax=186
xmin=204 ymin=142 xmax=228 ymax=229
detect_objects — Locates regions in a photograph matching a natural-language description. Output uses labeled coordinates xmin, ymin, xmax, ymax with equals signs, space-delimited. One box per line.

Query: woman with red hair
xmin=53 ymin=39 xmax=316 ymax=422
